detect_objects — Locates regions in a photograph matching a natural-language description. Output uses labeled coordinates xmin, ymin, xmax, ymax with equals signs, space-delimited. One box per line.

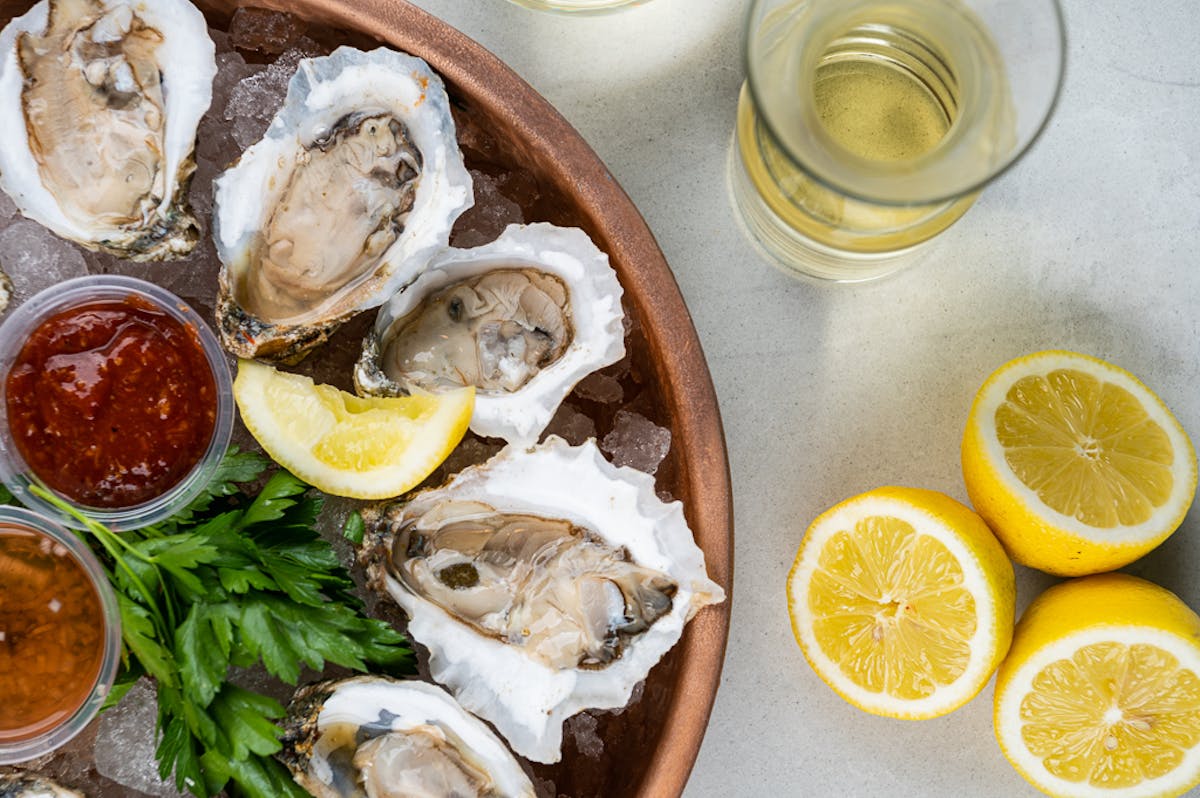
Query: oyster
xmin=355 ymin=223 xmax=624 ymax=445
xmin=279 ymin=677 xmax=535 ymax=798
xmin=0 ymin=770 xmax=83 ymax=797
xmin=0 ymin=0 xmax=215 ymax=260
xmin=213 ymin=46 xmax=473 ymax=362
xmin=360 ymin=437 xmax=725 ymax=763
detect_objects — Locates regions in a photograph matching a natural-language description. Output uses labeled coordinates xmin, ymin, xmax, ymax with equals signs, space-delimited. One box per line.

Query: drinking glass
xmin=504 ymin=0 xmax=650 ymax=13
xmin=730 ymin=0 xmax=1065 ymax=281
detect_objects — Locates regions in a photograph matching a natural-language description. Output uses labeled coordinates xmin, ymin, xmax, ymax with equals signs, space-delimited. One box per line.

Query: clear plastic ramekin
xmin=0 ymin=505 xmax=122 ymax=764
xmin=0 ymin=275 xmax=234 ymax=530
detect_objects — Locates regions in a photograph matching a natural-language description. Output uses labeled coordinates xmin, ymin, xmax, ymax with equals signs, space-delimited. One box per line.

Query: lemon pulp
xmin=1020 ymin=641 xmax=1200 ymax=788
xmin=996 ymin=368 xmax=1176 ymax=527
xmin=810 ymin=515 xmax=977 ymax=700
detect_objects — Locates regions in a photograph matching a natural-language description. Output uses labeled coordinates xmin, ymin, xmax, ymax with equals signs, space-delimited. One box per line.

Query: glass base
xmin=727 ymin=140 xmax=928 ymax=283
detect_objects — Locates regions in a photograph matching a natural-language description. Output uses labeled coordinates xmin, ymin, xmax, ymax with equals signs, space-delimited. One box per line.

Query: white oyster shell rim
xmin=0 ymin=0 xmax=215 ymax=246
xmin=358 ymin=222 xmax=625 ymax=446
xmin=305 ymin=677 xmax=535 ymax=798
xmin=212 ymin=44 xmax=473 ymax=327
xmin=377 ymin=436 xmax=726 ymax=764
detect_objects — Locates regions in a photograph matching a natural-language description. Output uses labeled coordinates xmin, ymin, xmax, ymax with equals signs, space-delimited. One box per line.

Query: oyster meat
xmin=0 ymin=770 xmax=84 ymax=797
xmin=356 ymin=223 xmax=624 ymax=445
xmin=279 ymin=677 xmax=534 ymax=798
xmin=360 ymin=437 xmax=725 ymax=763
xmin=0 ymin=0 xmax=215 ymax=260
xmin=213 ymin=46 xmax=473 ymax=362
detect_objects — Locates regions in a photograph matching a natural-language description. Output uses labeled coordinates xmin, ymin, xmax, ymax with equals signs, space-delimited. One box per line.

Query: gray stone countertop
xmin=406 ymin=1 xmax=1200 ymax=795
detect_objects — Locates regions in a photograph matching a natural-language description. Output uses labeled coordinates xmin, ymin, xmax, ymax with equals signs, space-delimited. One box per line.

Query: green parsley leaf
xmin=117 ymin=594 xmax=178 ymax=687
xmin=343 ymin=511 xmax=365 ymax=545
xmin=177 ymin=604 xmax=232 ymax=707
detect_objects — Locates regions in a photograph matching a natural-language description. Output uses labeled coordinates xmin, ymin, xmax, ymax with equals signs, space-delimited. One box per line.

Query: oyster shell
xmin=0 ymin=770 xmax=83 ymax=797
xmin=278 ymin=676 xmax=535 ymax=798
xmin=0 ymin=0 xmax=215 ymax=260
xmin=355 ymin=223 xmax=624 ymax=445
xmin=213 ymin=45 xmax=473 ymax=362
xmin=360 ymin=437 xmax=725 ymax=763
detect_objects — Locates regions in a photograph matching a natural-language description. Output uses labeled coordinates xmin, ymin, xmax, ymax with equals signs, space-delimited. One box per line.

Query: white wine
xmin=733 ymin=0 xmax=1014 ymax=274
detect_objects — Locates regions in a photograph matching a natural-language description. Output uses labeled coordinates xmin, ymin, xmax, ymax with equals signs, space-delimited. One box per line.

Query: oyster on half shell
xmin=360 ymin=437 xmax=725 ymax=763
xmin=355 ymin=223 xmax=624 ymax=445
xmin=213 ymin=45 xmax=473 ymax=362
xmin=0 ymin=0 xmax=215 ymax=260
xmin=278 ymin=677 xmax=535 ymax=798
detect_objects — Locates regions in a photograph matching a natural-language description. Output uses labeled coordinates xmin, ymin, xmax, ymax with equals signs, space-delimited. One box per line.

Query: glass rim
xmin=742 ymin=0 xmax=1068 ymax=207
xmin=0 ymin=274 xmax=234 ymax=531
xmin=0 ymin=505 xmax=122 ymax=764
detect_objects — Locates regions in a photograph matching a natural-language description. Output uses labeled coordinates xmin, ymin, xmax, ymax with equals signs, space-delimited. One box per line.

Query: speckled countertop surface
xmin=407 ymin=1 xmax=1198 ymax=795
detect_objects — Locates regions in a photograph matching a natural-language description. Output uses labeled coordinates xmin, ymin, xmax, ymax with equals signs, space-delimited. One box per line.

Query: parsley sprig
xmin=32 ymin=449 xmax=410 ymax=798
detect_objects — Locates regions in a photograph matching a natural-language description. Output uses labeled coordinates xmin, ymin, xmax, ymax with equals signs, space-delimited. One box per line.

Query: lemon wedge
xmin=995 ymin=573 xmax=1200 ymax=798
xmin=233 ymin=359 xmax=474 ymax=499
xmin=787 ymin=486 xmax=1015 ymax=719
xmin=962 ymin=350 xmax=1197 ymax=576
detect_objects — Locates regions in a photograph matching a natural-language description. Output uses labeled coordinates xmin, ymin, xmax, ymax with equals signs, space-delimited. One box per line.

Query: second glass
xmin=731 ymin=0 xmax=1065 ymax=281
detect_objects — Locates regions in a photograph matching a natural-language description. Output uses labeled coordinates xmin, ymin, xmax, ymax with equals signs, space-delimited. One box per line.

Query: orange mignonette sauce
xmin=0 ymin=521 xmax=106 ymax=742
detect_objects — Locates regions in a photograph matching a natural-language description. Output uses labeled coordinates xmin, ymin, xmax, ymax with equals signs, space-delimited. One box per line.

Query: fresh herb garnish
xmin=34 ymin=448 xmax=410 ymax=798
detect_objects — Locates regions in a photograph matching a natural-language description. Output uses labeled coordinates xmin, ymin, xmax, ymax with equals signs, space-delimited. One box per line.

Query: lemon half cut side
xmin=962 ymin=350 xmax=1197 ymax=577
xmin=233 ymin=359 xmax=474 ymax=499
xmin=995 ymin=574 xmax=1200 ymax=798
xmin=787 ymin=486 xmax=1015 ymax=719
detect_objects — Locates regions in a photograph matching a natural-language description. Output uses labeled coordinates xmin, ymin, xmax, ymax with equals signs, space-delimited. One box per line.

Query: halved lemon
xmin=233 ymin=359 xmax=474 ymax=499
xmin=787 ymin=486 xmax=1015 ymax=719
xmin=995 ymin=573 xmax=1200 ymax=798
xmin=962 ymin=350 xmax=1197 ymax=577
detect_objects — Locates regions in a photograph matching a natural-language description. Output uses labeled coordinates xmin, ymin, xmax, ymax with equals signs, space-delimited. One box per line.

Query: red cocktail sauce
xmin=0 ymin=521 xmax=105 ymax=742
xmin=5 ymin=295 xmax=217 ymax=509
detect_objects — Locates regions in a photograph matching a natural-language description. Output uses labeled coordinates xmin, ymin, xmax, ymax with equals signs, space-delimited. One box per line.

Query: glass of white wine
xmin=730 ymin=0 xmax=1065 ymax=281
xmin=504 ymin=0 xmax=650 ymax=12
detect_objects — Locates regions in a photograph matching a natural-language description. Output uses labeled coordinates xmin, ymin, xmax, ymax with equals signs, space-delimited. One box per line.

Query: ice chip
xmin=542 ymin=402 xmax=597 ymax=446
xmin=451 ymin=170 xmax=524 ymax=248
xmin=225 ymin=50 xmax=310 ymax=149
xmin=0 ymin=221 xmax=88 ymax=306
xmin=574 ymin=371 xmax=623 ymax=404
xmin=566 ymin=712 xmax=604 ymax=760
xmin=93 ymin=679 xmax=190 ymax=797
xmin=228 ymin=6 xmax=306 ymax=54
xmin=0 ymin=189 xmax=18 ymax=222
xmin=600 ymin=410 xmax=672 ymax=475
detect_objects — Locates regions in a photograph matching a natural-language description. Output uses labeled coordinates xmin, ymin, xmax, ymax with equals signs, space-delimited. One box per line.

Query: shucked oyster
xmin=278 ymin=677 xmax=534 ymax=798
xmin=355 ymin=223 xmax=624 ymax=445
xmin=360 ymin=437 xmax=725 ymax=763
xmin=392 ymin=504 xmax=678 ymax=671
xmin=0 ymin=0 xmax=215 ymax=260
xmin=213 ymin=46 xmax=473 ymax=362
xmin=0 ymin=770 xmax=84 ymax=797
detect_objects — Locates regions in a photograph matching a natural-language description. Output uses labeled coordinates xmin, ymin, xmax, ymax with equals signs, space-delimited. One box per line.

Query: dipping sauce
xmin=4 ymin=295 xmax=218 ymax=508
xmin=0 ymin=521 xmax=105 ymax=742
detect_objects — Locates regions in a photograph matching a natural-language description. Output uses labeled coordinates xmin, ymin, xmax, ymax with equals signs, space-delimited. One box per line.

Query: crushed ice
xmin=93 ymin=679 xmax=190 ymax=798
xmin=600 ymin=410 xmax=671 ymax=475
